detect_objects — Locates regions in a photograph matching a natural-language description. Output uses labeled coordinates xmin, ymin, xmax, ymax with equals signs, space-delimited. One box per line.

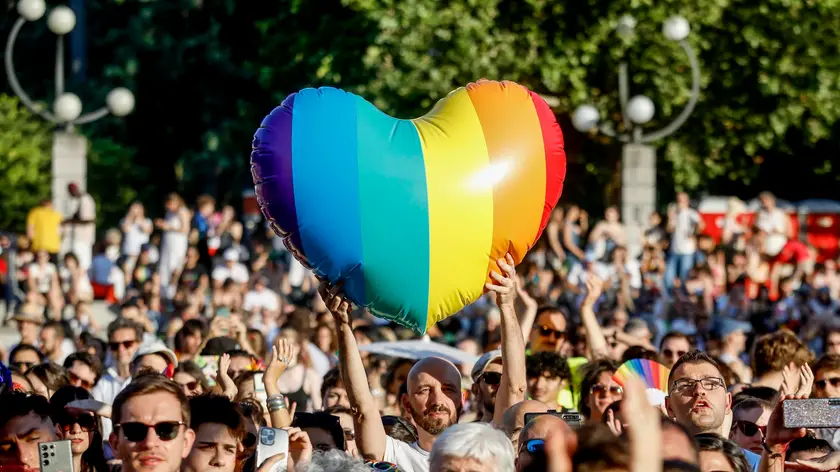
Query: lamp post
xmin=572 ymin=14 xmax=700 ymax=257
xmin=5 ymin=0 xmax=135 ymax=217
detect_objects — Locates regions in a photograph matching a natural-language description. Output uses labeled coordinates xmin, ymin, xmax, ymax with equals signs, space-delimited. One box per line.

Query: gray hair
xmin=298 ymin=449 xmax=370 ymax=472
xmin=429 ymin=423 xmax=515 ymax=472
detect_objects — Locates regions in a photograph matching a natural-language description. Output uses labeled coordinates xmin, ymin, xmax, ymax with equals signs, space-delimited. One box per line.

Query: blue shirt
xmin=742 ymin=448 xmax=760 ymax=472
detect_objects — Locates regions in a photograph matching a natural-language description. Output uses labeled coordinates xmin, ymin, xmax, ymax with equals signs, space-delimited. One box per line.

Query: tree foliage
xmin=0 ymin=95 xmax=52 ymax=232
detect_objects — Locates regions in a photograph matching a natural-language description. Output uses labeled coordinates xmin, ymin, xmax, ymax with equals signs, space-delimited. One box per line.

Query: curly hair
xmin=526 ymin=352 xmax=572 ymax=384
xmin=751 ymin=328 xmax=814 ymax=378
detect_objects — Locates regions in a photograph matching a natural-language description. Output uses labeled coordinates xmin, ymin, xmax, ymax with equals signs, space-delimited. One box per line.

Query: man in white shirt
xmin=243 ymin=276 xmax=280 ymax=314
xmin=756 ymin=191 xmax=790 ymax=257
xmin=63 ymin=182 xmax=96 ymax=270
xmin=211 ymin=249 xmax=249 ymax=289
xmin=92 ymin=318 xmax=143 ymax=445
xmin=665 ymin=192 xmax=704 ymax=291
xmin=320 ymin=253 xmax=526 ymax=472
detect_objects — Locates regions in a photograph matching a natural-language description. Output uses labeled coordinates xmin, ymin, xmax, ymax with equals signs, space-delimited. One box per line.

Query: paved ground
xmin=0 ymin=301 xmax=117 ymax=348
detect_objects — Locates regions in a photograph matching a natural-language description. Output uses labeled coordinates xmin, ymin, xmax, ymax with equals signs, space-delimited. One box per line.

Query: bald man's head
xmin=516 ymin=415 xmax=572 ymax=472
xmin=402 ymin=357 xmax=464 ymax=437
xmin=502 ymin=400 xmax=549 ymax=450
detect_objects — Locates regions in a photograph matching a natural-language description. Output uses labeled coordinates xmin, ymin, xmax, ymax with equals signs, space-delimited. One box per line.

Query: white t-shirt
xmin=756 ymin=209 xmax=788 ymax=256
xmin=29 ymin=262 xmax=57 ymax=293
xmin=671 ymin=208 xmax=701 ymax=254
xmin=243 ymin=289 xmax=280 ymax=312
xmin=211 ymin=264 xmax=249 ymax=284
xmin=384 ymin=436 xmax=430 ymax=472
xmin=70 ymin=194 xmax=97 ymax=244
xmin=122 ymin=218 xmax=152 ymax=256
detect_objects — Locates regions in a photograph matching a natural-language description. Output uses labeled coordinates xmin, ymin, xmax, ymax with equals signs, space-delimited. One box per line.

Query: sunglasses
xmin=479 ymin=372 xmax=502 ymax=385
xmin=590 ymin=384 xmax=623 ymax=396
xmin=522 ymin=438 xmax=545 ymax=455
xmin=11 ymin=361 xmax=36 ymax=372
xmin=69 ymin=372 xmax=94 ymax=390
xmin=109 ymin=340 xmax=138 ymax=351
xmin=538 ymin=326 xmax=567 ymax=340
xmin=178 ymin=380 xmax=200 ymax=391
xmin=815 ymin=378 xmax=840 ymax=390
xmin=58 ymin=414 xmax=97 ymax=432
xmin=116 ymin=421 xmax=185 ymax=442
xmin=242 ymin=432 xmax=257 ymax=449
xmin=733 ymin=420 xmax=765 ymax=437
xmin=662 ymin=349 xmax=687 ymax=358
xmin=365 ymin=461 xmax=401 ymax=472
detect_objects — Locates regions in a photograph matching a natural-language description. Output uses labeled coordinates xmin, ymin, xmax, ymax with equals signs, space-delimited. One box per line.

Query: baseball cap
xmin=132 ymin=340 xmax=178 ymax=368
xmin=11 ymin=304 xmax=45 ymax=326
xmin=715 ymin=318 xmax=752 ymax=339
xmin=470 ymin=349 xmax=502 ymax=382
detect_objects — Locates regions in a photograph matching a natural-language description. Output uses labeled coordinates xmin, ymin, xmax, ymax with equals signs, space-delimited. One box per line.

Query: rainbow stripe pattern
xmin=613 ymin=359 xmax=670 ymax=394
xmin=251 ymin=80 xmax=566 ymax=333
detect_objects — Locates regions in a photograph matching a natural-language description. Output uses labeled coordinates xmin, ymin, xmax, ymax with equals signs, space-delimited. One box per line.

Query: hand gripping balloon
xmin=251 ymin=80 xmax=566 ymax=333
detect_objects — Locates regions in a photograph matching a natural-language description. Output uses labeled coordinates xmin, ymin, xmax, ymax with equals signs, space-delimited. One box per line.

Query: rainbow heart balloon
xmin=251 ymin=80 xmax=566 ymax=333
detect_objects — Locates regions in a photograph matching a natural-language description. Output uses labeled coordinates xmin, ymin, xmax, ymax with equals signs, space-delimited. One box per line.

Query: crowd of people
xmin=2 ymin=184 xmax=840 ymax=472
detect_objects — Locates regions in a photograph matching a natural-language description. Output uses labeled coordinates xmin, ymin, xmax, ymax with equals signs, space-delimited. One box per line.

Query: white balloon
xmin=572 ymin=105 xmax=600 ymax=132
xmin=106 ymin=87 xmax=135 ymax=117
xmin=626 ymin=95 xmax=655 ymax=125
xmin=54 ymin=93 xmax=83 ymax=122
xmin=17 ymin=0 xmax=46 ymax=21
xmin=663 ymin=16 xmax=690 ymax=41
xmin=47 ymin=6 xmax=76 ymax=35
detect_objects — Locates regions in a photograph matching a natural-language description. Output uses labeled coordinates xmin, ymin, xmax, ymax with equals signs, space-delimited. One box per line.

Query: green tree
xmin=0 ymin=94 xmax=52 ymax=232
xmin=87 ymin=137 xmax=147 ymax=230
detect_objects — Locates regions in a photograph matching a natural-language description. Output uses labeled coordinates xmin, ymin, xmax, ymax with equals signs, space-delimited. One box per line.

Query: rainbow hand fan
xmin=612 ymin=359 xmax=671 ymax=406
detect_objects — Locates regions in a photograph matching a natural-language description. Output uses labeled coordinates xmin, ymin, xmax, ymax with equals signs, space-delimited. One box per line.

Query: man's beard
xmin=482 ymin=392 xmax=496 ymax=414
xmin=410 ymin=404 xmax=457 ymax=436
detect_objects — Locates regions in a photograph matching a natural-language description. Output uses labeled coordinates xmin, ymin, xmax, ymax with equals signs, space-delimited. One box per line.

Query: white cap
xmin=132 ymin=340 xmax=178 ymax=368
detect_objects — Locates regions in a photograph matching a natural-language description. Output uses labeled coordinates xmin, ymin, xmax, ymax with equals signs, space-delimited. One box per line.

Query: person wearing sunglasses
xmin=470 ymin=350 xmax=503 ymax=423
xmin=525 ymin=352 xmax=571 ymax=411
xmin=110 ymin=374 xmax=195 ymax=472
xmin=659 ymin=331 xmax=692 ymax=369
xmin=8 ymin=344 xmax=42 ymax=375
xmin=514 ymin=414 xmax=570 ymax=472
xmin=182 ymin=395 xmax=244 ymax=472
xmin=173 ymin=362 xmax=209 ymax=398
xmin=527 ymin=307 xmax=570 ymax=355
xmin=812 ymin=353 xmax=840 ymax=399
xmin=728 ymin=397 xmax=772 ymax=455
xmin=50 ymin=386 xmax=108 ymax=472
xmin=64 ymin=352 xmax=103 ymax=393
xmin=577 ymin=359 xmax=622 ymax=422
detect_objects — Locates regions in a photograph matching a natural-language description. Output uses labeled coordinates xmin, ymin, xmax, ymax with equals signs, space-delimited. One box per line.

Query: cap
xmin=223 ymin=249 xmax=238 ymax=261
xmin=11 ymin=304 xmax=45 ymax=326
xmin=201 ymin=337 xmax=240 ymax=356
xmin=716 ymin=318 xmax=752 ymax=339
xmin=132 ymin=340 xmax=178 ymax=368
xmin=470 ymin=349 xmax=502 ymax=382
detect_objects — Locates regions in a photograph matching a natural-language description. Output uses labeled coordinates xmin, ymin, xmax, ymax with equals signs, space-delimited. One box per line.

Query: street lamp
xmin=572 ymin=14 xmax=701 ymax=256
xmin=5 ymin=0 xmax=135 ymax=216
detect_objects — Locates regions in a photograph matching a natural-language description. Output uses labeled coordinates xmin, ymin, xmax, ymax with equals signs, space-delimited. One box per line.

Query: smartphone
xmin=255 ymin=427 xmax=289 ymax=472
xmin=197 ymin=355 xmax=219 ymax=387
xmin=254 ymin=373 xmax=267 ymax=405
xmin=783 ymin=399 xmax=840 ymax=428
xmin=39 ymin=440 xmax=73 ymax=472
xmin=524 ymin=410 xmax=584 ymax=429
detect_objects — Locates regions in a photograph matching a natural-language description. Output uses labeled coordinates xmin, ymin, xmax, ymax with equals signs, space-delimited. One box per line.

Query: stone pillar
xmin=51 ymin=131 xmax=88 ymax=219
xmin=621 ymin=143 xmax=656 ymax=258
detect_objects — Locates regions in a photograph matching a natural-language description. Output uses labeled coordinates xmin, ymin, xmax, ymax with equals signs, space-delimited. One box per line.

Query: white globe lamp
xmin=47 ymin=6 xmax=76 ymax=35
xmin=17 ymin=0 xmax=46 ymax=21
xmin=54 ymin=93 xmax=82 ymax=122
xmin=106 ymin=88 xmax=135 ymax=117
xmin=617 ymin=14 xmax=637 ymax=37
xmin=572 ymin=105 xmax=600 ymax=133
xmin=663 ymin=16 xmax=690 ymax=41
xmin=626 ymin=95 xmax=655 ymax=124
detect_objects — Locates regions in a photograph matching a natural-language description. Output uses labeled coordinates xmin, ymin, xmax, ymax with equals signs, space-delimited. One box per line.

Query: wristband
xmin=762 ymin=440 xmax=785 ymax=458
xmin=266 ymin=394 xmax=287 ymax=412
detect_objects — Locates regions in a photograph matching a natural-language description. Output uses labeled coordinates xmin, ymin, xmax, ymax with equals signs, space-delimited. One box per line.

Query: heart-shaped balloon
xmin=251 ymin=80 xmax=566 ymax=333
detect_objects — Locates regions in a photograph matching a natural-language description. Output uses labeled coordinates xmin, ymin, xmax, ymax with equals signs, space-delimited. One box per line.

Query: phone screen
xmin=524 ymin=411 xmax=584 ymax=429
xmin=254 ymin=373 xmax=267 ymax=404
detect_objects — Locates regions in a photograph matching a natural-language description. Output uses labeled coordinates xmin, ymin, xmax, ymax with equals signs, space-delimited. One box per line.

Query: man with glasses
xmin=665 ymin=350 xmax=760 ymax=471
xmin=93 ymin=318 xmax=143 ymax=447
xmin=528 ymin=307 xmax=570 ymax=355
xmin=728 ymin=397 xmax=772 ymax=455
xmin=8 ymin=344 xmax=42 ymax=374
xmin=811 ymin=354 xmax=840 ymax=450
xmin=181 ymin=395 xmax=244 ymax=472
xmin=63 ymin=352 xmax=103 ymax=392
xmin=514 ymin=413 xmax=570 ymax=472
xmin=470 ymin=350 xmax=503 ymax=423
xmin=110 ymin=374 xmax=195 ymax=472
xmin=0 ymin=391 xmax=59 ymax=471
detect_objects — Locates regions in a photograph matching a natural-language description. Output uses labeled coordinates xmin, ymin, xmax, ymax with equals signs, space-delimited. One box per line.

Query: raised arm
xmin=580 ymin=276 xmax=609 ymax=360
xmin=263 ymin=338 xmax=293 ymax=428
xmin=319 ymin=282 xmax=386 ymax=461
xmin=486 ymin=254 xmax=527 ymax=427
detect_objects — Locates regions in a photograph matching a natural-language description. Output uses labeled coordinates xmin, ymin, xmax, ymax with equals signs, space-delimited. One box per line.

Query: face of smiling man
xmin=666 ymin=360 xmax=732 ymax=436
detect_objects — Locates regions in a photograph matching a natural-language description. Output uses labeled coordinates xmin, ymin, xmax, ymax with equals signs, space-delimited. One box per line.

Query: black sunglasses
xmin=178 ymin=380 xmax=200 ymax=391
xmin=11 ymin=361 xmax=36 ymax=372
xmin=116 ymin=421 xmax=185 ymax=442
xmin=816 ymin=378 xmax=840 ymax=390
xmin=480 ymin=372 xmax=502 ymax=385
xmin=537 ymin=326 xmax=567 ymax=340
xmin=662 ymin=349 xmax=687 ymax=358
xmin=733 ymin=420 xmax=765 ymax=437
xmin=522 ymin=438 xmax=545 ymax=454
xmin=109 ymin=340 xmax=138 ymax=351
xmin=58 ymin=414 xmax=96 ymax=432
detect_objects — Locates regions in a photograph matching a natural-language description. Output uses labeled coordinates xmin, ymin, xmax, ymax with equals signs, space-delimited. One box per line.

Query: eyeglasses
xmin=733 ymin=420 xmax=765 ymax=437
xmin=69 ymin=372 xmax=94 ymax=390
xmin=11 ymin=361 xmax=36 ymax=372
xmin=671 ymin=377 xmax=726 ymax=394
xmin=116 ymin=421 xmax=185 ymax=442
xmin=479 ymin=372 xmax=502 ymax=385
xmin=365 ymin=461 xmax=402 ymax=472
xmin=177 ymin=380 xmax=200 ymax=391
xmin=108 ymin=340 xmax=137 ymax=351
xmin=58 ymin=414 xmax=96 ymax=432
xmin=662 ymin=349 xmax=687 ymax=359
xmin=242 ymin=432 xmax=257 ymax=448
xmin=590 ymin=384 xmax=623 ymax=397
xmin=815 ymin=378 xmax=840 ymax=390
xmin=537 ymin=326 xmax=567 ymax=340
xmin=520 ymin=439 xmax=545 ymax=455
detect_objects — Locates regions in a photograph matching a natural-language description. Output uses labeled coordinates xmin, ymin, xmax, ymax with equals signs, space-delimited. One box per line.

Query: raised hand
xmin=797 ymin=363 xmax=815 ymax=397
xmin=786 ymin=451 xmax=840 ymax=471
xmin=318 ymin=282 xmax=352 ymax=325
xmin=583 ymin=276 xmax=604 ymax=307
xmin=285 ymin=427 xmax=313 ymax=470
xmin=764 ymin=393 xmax=808 ymax=455
xmin=216 ymin=353 xmax=238 ymax=401
xmin=515 ymin=274 xmax=537 ymax=310
xmin=621 ymin=377 xmax=662 ymax=472
xmin=485 ymin=253 xmax=517 ymax=307
xmin=264 ymin=337 xmax=293 ymax=393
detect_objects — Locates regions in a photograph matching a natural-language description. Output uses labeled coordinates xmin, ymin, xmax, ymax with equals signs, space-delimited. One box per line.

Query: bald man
xmin=516 ymin=414 xmax=572 ymax=472
xmin=502 ymin=400 xmax=549 ymax=451
xmin=319 ymin=256 xmax=526 ymax=472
